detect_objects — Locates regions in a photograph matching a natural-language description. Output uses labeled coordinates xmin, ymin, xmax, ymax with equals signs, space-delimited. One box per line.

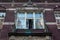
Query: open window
xmin=15 ymin=12 xmax=45 ymax=29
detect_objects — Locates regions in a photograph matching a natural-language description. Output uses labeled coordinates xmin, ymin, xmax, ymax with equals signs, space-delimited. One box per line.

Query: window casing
xmin=0 ymin=12 xmax=6 ymax=29
xmin=15 ymin=12 xmax=45 ymax=29
xmin=54 ymin=11 xmax=60 ymax=29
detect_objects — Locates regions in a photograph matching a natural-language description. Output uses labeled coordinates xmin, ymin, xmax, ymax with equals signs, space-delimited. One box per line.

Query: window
xmin=0 ymin=12 xmax=6 ymax=17
xmin=0 ymin=12 xmax=6 ymax=29
xmin=54 ymin=11 xmax=60 ymax=29
xmin=15 ymin=12 xmax=45 ymax=29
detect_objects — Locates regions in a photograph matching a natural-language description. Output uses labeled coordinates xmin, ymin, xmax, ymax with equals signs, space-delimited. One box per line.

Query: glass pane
xmin=17 ymin=12 xmax=25 ymax=19
xmin=35 ymin=12 xmax=42 ymax=19
xmin=16 ymin=12 xmax=27 ymax=29
xmin=26 ymin=20 xmax=29 ymax=28
xmin=35 ymin=19 xmax=43 ymax=29
xmin=58 ymin=14 xmax=60 ymax=17
xmin=16 ymin=19 xmax=27 ymax=29
xmin=55 ymin=14 xmax=59 ymax=17
xmin=0 ymin=12 xmax=6 ymax=17
xmin=55 ymin=13 xmax=60 ymax=17
xmin=57 ymin=19 xmax=60 ymax=24
xmin=27 ymin=12 xmax=33 ymax=19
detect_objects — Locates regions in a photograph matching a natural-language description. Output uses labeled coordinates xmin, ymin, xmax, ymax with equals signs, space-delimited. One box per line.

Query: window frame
xmin=0 ymin=12 xmax=6 ymax=29
xmin=15 ymin=12 xmax=45 ymax=29
xmin=54 ymin=11 xmax=60 ymax=29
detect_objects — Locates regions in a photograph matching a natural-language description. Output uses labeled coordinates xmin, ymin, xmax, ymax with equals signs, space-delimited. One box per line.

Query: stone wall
xmin=9 ymin=36 xmax=51 ymax=40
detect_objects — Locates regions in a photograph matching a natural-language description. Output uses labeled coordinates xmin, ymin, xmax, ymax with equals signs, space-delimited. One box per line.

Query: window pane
xmin=35 ymin=19 xmax=43 ymax=29
xmin=16 ymin=19 xmax=27 ymax=29
xmin=26 ymin=20 xmax=29 ymax=28
xmin=58 ymin=14 xmax=60 ymax=17
xmin=17 ymin=12 xmax=25 ymax=19
xmin=27 ymin=12 xmax=33 ymax=19
xmin=0 ymin=12 xmax=6 ymax=17
xmin=35 ymin=12 xmax=42 ymax=19
xmin=16 ymin=12 xmax=27 ymax=29
xmin=57 ymin=19 xmax=60 ymax=24
xmin=55 ymin=14 xmax=59 ymax=17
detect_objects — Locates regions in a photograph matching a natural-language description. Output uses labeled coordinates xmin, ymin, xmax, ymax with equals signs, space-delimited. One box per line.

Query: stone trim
xmin=2 ymin=22 xmax=56 ymax=25
xmin=3 ymin=22 xmax=14 ymax=25
xmin=43 ymin=8 xmax=53 ymax=12
xmin=44 ymin=8 xmax=53 ymax=11
xmin=46 ymin=22 xmax=56 ymax=25
xmin=6 ymin=8 xmax=16 ymax=10
xmin=6 ymin=8 xmax=53 ymax=12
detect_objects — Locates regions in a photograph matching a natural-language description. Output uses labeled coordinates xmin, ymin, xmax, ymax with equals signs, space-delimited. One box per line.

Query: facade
xmin=0 ymin=0 xmax=60 ymax=40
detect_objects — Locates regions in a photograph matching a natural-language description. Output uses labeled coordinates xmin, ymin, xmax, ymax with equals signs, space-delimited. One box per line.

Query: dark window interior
xmin=26 ymin=19 xmax=33 ymax=29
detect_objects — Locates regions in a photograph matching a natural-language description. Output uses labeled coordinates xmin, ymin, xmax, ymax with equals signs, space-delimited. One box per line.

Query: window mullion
xmin=25 ymin=12 xmax=27 ymax=29
xmin=42 ymin=12 xmax=45 ymax=29
xmin=33 ymin=12 xmax=35 ymax=29
xmin=15 ymin=14 xmax=18 ymax=28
